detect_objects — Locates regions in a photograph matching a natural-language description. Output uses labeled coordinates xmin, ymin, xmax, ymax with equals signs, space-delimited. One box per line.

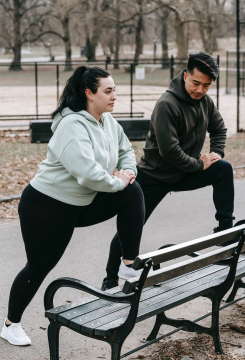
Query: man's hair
xmin=187 ymin=52 xmax=219 ymax=81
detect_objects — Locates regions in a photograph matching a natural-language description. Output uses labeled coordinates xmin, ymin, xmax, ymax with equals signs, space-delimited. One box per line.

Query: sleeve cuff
xmin=118 ymin=178 xmax=126 ymax=190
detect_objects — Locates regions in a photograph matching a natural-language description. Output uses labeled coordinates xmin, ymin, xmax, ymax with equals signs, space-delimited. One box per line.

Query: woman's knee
xmin=122 ymin=181 xmax=145 ymax=206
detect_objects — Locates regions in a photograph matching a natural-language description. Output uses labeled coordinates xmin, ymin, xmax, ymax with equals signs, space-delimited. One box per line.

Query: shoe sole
xmin=1 ymin=331 xmax=31 ymax=346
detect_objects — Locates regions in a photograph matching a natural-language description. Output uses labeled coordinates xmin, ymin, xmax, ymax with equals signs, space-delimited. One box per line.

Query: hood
xmin=166 ymin=70 xmax=205 ymax=106
xmin=51 ymin=108 xmax=100 ymax=133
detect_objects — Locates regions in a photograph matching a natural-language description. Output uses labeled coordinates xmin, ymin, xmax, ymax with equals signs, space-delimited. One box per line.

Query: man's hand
xmin=200 ymin=152 xmax=221 ymax=170
xmin=113 ymin=169 xmax=136 ymax=186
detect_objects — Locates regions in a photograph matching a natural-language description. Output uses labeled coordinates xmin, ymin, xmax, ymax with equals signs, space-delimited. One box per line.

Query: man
xmin=102 ymin=52 xmax=235 ymax=290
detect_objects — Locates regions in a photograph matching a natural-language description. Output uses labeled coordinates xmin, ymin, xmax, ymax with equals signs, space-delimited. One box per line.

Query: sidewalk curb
xmin=0 ymin=194 xmax=21 ymax=203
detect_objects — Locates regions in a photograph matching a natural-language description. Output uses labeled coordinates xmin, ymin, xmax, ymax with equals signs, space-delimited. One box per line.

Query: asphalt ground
xmin=0 ymin=180 xmax=244 ymax=359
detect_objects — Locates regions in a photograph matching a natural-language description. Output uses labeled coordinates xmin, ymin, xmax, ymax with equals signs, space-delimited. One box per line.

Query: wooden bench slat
xmin=93 ymin=260 xmax=245 ymax=336
xmin=45 ymin=285 xmax=122 ymax=319
xmin=57 ymin=299 xmax=113 ymax=325
xmin=95 ymin=275 xmax=227 ymax=336
xmin=66 ymin=263 xmax=229 ymax=330
xmin=133 ymin=225 xmax=245 ymax=270
xmin=62 ymin=260 xmax=245 ymax=330
xmin=69 ymin=263 xmax=233 ymax=335
xmin=123 ymin=243 xmax=245 ymax=294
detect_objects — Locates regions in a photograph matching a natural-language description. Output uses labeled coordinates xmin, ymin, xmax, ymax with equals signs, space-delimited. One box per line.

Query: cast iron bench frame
xmin=44 ymin=224 xmax=245 ymax=360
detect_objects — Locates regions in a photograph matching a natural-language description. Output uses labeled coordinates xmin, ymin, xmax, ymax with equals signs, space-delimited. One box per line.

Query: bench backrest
xmin=122 ymin=225 xmax=245 ymax=294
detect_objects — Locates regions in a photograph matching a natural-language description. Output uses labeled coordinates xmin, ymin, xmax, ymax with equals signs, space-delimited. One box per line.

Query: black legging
xmin=8 ymin=182 xmax=145 ymax=323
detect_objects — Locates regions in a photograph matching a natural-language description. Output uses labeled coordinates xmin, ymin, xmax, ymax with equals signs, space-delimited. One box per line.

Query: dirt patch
xmin=0 ymin=131 xmax=244 ymax=224
xmin=133 ymin=301 xmax=245 ymax=360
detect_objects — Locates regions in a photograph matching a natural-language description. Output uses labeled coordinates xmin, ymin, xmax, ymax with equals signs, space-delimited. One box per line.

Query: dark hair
xmin=187 ymin=52 xmax=219 ymax=81
xmin=51 ymin=66 xmax=111 ymax=119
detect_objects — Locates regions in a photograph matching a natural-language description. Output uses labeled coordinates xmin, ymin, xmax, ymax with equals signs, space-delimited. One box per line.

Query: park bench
xmin=44 ymin=224 xmax=245 ymax=360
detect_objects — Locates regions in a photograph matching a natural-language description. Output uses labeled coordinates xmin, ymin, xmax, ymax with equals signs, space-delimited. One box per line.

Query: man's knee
xmin=213 ymin=159 xmax=233 ymax=176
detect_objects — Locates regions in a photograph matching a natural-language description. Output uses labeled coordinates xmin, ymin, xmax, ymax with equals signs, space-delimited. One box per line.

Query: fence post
xmin=226 ymin=51 xmax=229 ymax=94
xmin=56 ymin=65 xmax=59 ymax=107
xmin=170 ymin=55 xmax=174 ymax=80
xmin=35 ymin=62 xmax=38 ymax=119
xmin=236 ymin=0 xmax=240 ymax=133
xmin=130 ymin=64 xmax=133 ymax=117
xmin=217 ymin=55 xmax=220 ymax=110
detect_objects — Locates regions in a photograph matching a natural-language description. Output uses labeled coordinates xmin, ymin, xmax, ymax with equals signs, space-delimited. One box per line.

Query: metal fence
xmin=0 ymin=56 xmax=220 ymax=127
xmin=225 ymin=50 xmax=245 ymax=96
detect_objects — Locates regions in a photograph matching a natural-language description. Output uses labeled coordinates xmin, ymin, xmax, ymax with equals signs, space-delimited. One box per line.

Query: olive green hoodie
xmin=138 ymin=70 xmax=227 ymax=183
xmin=30 ymin=109 xmax=137 ymax=206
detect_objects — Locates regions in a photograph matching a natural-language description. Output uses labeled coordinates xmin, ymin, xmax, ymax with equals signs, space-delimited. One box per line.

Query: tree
xmin=39 ymin=0 xmax=80 ymax=71
xmin=157 ymin=8 xmax=170 ymax=68
xmin=0 ymin=0 xmax=49 ymax=70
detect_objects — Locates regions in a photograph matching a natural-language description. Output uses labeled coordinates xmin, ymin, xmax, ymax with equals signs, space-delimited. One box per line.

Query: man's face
xmin=183 ymin=68 xmax=213 ymax=100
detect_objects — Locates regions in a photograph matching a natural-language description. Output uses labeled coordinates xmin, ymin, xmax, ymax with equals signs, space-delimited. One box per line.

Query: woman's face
xmin=87 ymin=76 xmax=117 ymax=115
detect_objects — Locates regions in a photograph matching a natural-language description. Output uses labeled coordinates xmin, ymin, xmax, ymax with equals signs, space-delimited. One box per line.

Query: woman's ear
xmin=85 ymin=88 xmax=93 ymax=101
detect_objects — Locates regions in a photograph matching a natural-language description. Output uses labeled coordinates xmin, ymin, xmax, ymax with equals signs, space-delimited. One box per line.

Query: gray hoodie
xmin=31 ymin=109 xmax=137 ymax=205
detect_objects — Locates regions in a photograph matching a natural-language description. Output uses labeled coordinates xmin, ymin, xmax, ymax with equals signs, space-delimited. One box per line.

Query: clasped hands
xmin=200 ymin=152 xmax=221 ymax=170
xmin=113 ymin=169 xmax=136 ymax=186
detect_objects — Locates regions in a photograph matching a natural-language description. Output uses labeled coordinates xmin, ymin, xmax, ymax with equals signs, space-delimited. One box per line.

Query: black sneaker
xmin=101 ymin=279 xmax=119 ymax=291
xmin=213 ymin=226 xmax=239 ymax=247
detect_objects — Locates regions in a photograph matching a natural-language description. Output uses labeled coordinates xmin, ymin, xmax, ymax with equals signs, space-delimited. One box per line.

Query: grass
xmin=0 ymin=132 xmax=244 ymax=199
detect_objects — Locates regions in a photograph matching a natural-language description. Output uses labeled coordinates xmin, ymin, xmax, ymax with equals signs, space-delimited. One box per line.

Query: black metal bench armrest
xmin=44 ymin=277 xmax=135 ymax=312
xmin=44 ymin=259 xmax=153 ymax=313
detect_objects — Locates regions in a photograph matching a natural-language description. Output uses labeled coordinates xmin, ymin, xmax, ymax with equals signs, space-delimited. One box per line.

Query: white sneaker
xmin=118 ymin=258 xmax=144 ymax=280
xmin=1 ymin=319 xmax=31 ymax=346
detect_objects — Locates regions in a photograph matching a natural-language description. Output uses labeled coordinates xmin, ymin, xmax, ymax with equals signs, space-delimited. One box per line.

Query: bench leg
xmin=210 ymin=295 xmax=223 ymax=354
xmin=146 ymin=313 xmax=164 ymax=341
xmin=47 ymin=321 xmax=62 ymax=360
xmin=226 ymin=278 xmax=245 ymax=302
xmin=110 ymin=338 xmax=124 ymax=360
xmin=145 ymin=306 xmax=224 ymax=354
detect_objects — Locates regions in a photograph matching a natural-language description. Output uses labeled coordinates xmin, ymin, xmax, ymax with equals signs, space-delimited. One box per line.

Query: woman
xmin=1 ymin=66 xmax=145 ymax=346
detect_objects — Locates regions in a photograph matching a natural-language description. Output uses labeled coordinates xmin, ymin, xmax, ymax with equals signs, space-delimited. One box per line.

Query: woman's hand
xmin=113 ymin=169 xmax=136 ymax=186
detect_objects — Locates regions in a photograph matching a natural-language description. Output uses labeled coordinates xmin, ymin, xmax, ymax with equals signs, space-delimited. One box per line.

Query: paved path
xmin=0 ymin=181 xmax=244 ymax=359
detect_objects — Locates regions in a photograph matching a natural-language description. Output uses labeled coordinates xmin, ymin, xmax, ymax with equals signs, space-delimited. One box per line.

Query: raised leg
xmin=47 ymin=321 xmax=62 ymax=360
xmin=226 ymin=278 xmax=245 ymax=302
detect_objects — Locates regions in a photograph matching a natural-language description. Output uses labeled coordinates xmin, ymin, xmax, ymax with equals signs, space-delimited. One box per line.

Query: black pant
xmin=105 ymin=160 xmax=235 ymax=281
xmin=8 ymin=182 xmax=144 ymax=323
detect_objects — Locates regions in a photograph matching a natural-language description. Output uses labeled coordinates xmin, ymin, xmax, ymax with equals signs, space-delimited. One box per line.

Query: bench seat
xmin=45 ymin=256 xmax=245 ymax=337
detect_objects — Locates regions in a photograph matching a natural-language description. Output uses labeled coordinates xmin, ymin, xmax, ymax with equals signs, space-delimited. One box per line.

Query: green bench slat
xmin=48 ymin=259 xmax=245 ymax=337
xmin=95 ymin=276 xmax=228 ymax=336
xmin=45 ymin=286 xmax=122 ymax=320
xmin=66 ymin=263 xmax=227 ymax=330
xmin=68 ymin=264 xmax=232 ymax=334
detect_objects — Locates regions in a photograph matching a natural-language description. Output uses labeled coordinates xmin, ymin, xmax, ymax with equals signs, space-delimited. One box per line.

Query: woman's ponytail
xmin=51 ymin=66 xmax=110 ymax=119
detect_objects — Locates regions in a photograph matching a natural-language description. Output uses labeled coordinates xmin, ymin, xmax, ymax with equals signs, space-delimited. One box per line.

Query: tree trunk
xmin=134 ymin=0 xmax=144 ymax=63
xmin=62 ymin=15 xmax=72 ymax=71
xmin=108 ymin=38 xmax=114 ymax=55
xmin=198 ymin=24 xmax=209 ymax=53
xmin=114 ymin=0 xmax=120 ymax=70
xmin=160 ymin=9 xmax=169 ymax=69
xmin=85 ymin=24 xmax=94 ymax=61
xmin=9 ymin=0 xmax=22 ymax=71
xmin=174 ymin=11 xmax=188 ymax=75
